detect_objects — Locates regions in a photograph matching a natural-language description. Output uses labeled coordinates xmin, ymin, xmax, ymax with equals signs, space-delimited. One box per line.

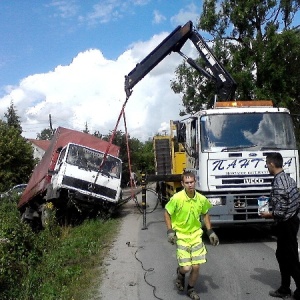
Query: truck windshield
xmin=66 ymin=144 xmax=121 ymax=178
xmin=200 ymin=112 xmax=297 ymax=152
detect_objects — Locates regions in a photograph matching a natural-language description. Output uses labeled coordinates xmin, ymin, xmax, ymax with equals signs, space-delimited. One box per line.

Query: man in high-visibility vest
xmin=164 ymin=171 xmax=219 ymax=300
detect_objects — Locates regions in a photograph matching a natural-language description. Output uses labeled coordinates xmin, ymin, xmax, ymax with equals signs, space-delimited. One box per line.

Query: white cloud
xmin=78 ymin=0 xmax=150 ymax=25
xmin=0 ymin=33 xmax=187 ymax=141
xmin=170 ymin=3 xmax=200 ymax=26
xmin=83 ymin=2 xmax=124 ymax=25
xmin=153 ymin=10 xmax=166 ymax=24
xmin=48 ymin=0 xmax=79 ymax=18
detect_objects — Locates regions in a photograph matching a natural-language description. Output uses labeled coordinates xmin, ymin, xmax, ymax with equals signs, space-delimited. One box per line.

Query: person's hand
xmin=207 ymin=229 xmax=219 ymax=246
xmin=260 ymin=212 xmax=273 ymax=219
xmin=167 ymin=229 xmax=177 ymax=244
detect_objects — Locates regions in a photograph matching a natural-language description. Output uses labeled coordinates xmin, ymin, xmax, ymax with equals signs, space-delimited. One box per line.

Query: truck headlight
xmin=208 ymin=197 xmax=222 ymax=206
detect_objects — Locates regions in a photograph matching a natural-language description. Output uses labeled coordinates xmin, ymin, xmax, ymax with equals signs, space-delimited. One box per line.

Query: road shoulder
xmin=95 ymin=198 xmax=142 ymax=300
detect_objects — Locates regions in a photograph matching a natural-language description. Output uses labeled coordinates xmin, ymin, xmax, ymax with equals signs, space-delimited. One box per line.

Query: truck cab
xmin=18 ymin=127 xmax=122 ymax=228
xmin=176 ymin=100 xmax=299 ymax=224
xmin=47 ymin=143 xmax=122 ymax=208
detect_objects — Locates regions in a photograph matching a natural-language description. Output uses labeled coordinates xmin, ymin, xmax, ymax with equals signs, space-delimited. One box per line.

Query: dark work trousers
xmin=276 ymin=214 xmax=300 ymax=296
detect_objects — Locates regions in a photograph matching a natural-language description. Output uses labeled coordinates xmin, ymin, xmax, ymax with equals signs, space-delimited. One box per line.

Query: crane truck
xmin=125 ymin=21 xmax=299 ymax=225
xmin=18 ymin=127 xmax=122 ymax=228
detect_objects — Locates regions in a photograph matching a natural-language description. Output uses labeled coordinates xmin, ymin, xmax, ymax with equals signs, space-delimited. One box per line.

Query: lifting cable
xmin=122 ymin=109 xmax=136 ymax=199
xmin=93 ymin=95 xmax=136 ymax=200
xmin=93 ymin=93 xmax=161 ymax=215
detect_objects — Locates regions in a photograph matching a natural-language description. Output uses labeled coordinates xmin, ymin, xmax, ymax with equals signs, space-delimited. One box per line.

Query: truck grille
xmin=213 ymin=174 xmax=273 ymax=189
xmin=208 ymin=190 xmax=272 ymax=224
xmin=233 ymin=194 xmax=271 ymax=221
xmin=62 ymin=176 xmax=117 ymax=199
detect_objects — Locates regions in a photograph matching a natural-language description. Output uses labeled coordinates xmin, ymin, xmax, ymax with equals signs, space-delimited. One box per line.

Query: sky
xmin=0 ymin=0 xmax=202 ymax=141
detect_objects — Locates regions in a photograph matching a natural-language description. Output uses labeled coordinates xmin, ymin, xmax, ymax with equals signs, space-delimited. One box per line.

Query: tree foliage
xmin=0 ymin=121 xmax=35 ymax=191
xmin=4 ymin=101 xmax=22 ymax=134
xmin=37 ymin=128 xmax=55 ymax=140
xmin=102 ymin=130 xmax=154 ymax=186
xmin=92 ymin=130 xmax=103 ymax=139
xmin=171 ymin=0 xmax=300 ymax=124
xmin=83 ymin=122 xmax=89 ymax=134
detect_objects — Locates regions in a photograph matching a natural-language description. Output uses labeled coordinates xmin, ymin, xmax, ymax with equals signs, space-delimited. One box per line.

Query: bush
xmin=0 ymin=195 xmax=120 ymax=300
xmin=0 ymin=198 xmax=39 ymax=298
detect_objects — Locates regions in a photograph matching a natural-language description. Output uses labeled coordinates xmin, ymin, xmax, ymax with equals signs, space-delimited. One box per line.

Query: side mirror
xmin=175 ymin=121 xmax=186 ymax=143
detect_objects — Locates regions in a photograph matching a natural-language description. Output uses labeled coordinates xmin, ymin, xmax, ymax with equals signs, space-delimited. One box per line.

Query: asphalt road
xmin=95 ymin=188 xmax=298 ymax=300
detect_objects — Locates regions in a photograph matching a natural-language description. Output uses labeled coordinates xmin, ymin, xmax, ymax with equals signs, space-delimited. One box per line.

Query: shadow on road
xmin=250 ymin=267 xmax=280 ymax=290
xmin=205 ymin=225 xmax=276 ymax=245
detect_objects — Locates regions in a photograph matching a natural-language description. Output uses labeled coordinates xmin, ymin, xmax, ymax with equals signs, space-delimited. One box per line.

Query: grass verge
xmin=0 ymin=197 xmax=121 ymax=300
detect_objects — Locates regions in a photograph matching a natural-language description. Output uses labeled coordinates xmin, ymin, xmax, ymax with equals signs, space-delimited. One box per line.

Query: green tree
xmin=0 ymin=121 xmax=35 ymax=191
xmin=138 ymin=140 xmax=155 ymax=175
xmin=37 ymin=128 xmax=54 ymax=140
xmin=83 ymin=122 xmax=89 ymax=134
xmin=4 ymin=101 xmax=22 ymax=133
xmin=103 ymin=130 xmax=154 ymax=186
xmin=93 ymin=130 xmax=103 ymax=139
xmin=171 ymin=0 xmax=300 ymax=118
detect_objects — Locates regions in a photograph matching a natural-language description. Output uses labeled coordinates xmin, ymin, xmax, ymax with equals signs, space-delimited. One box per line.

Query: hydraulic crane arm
xmin=124 ymin=21 xmax=237 ymax=101
xmin=188 ymin=29 xmax=237 ymax=101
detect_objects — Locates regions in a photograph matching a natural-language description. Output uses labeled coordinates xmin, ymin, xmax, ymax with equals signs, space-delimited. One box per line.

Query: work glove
xmin=167 ymin=229 xmax=177 ymax=245
xmin=207 ymin=229 xmax=219 ymax=246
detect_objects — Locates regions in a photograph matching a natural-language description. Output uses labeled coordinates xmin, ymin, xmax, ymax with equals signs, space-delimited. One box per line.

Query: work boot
xmin=269 ymin=287 xmax=291 ymax=298
xmin=175 ymin=267 xmax=185 ymax=291
xmin=187 ymin=287 xmax=200 ymax=300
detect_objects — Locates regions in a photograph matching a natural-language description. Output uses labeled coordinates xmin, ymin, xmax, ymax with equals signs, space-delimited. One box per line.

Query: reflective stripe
xmin=177 ymin=244 xmax=189 ymax=251
xmin=178 ymin=255 xmax=206 ymax=265
xmin=192 ymin=254 xmax=206 ymax=261
xmin=177 ymin=242 xmax=204 ymax=252
xmin=191 ymin=243 xmax=203 ymax=252
xmin=179 ymin=257 xmax=192 ymax=264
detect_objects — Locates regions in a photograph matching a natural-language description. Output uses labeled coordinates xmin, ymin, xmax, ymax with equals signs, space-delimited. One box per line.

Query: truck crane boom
xmin=125 ymin=21 xmax=299 ymax=228
xmin=124 ymin=20 xmax=237 ymax=101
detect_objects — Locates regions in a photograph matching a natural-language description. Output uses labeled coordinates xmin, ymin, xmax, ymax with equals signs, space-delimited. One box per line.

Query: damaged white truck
xmin=18 ymin=127 xmax=122 ymax=228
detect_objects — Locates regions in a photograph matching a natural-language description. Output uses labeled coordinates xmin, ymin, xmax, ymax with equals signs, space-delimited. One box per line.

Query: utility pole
xmin=49 ymin=114 xmax=54 ymax=134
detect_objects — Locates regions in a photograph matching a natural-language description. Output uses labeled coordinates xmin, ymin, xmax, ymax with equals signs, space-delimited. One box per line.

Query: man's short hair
xmin=266 ymin=152 xmax=283 ymax=168
xmin=181 ymin=171 xmax=195 ymax=181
